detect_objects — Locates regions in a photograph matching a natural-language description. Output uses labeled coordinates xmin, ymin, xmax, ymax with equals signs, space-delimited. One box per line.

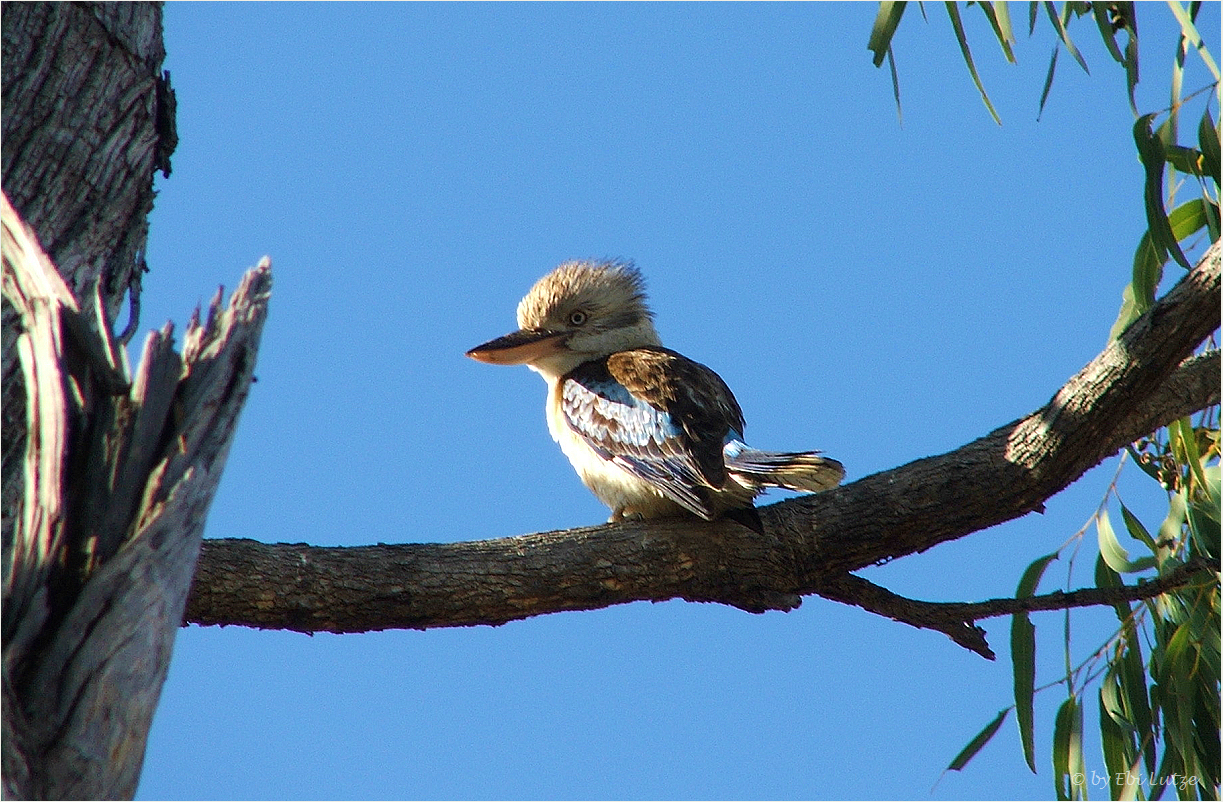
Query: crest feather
xmin=517 ymin=259 xmax=652 ymax=330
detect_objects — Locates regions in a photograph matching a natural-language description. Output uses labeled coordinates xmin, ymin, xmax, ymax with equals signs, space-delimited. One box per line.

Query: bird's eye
xmin=568 ymin=310 xmax=588 ymax=326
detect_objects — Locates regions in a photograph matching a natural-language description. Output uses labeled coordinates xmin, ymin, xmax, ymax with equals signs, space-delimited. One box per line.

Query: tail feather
xmin=725 ymin=446 xmax=845 ymax=494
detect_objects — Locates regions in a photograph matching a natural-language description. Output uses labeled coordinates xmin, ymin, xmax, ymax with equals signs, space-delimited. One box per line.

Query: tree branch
xmin=185 ymin=243 xmax=1221 ymax=655
xmin=813 ymin=558 xmax=1218 ymax=659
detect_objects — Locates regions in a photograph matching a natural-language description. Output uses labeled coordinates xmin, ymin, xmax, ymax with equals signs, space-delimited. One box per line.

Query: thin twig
xmin=814 ymin=558 xmax=1217 ymax=660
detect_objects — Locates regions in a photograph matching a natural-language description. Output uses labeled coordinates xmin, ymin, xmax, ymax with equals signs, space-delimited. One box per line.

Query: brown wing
xmin=604 ymin=347 xmax=745 ymax=488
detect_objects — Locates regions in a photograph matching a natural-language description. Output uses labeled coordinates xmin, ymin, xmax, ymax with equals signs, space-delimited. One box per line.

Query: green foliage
xmin=866 ymin=1 xmax=1139 ymax=122
xmin=1097 ymin=433 xmax=1220 ymax=800
xmin=870 ymin=3 xmax=1220 ymax=797
xmin=868 ymin=0 xmax=908 ymax=67
xmin=946 ymin=441 xmax=1220 ymax=798
xmin=946 ymin=2 xmax=1004 ymax=124
xmin=1014 ymin=553 xmax=1060 ymax=772
xmin=1054 ymin=694 xmax=1087 ymax=800
xmin=1112 ymin=105 xmax=1217 ymax=339
xmin=946 ymin=708 xmax=1011 ymax=771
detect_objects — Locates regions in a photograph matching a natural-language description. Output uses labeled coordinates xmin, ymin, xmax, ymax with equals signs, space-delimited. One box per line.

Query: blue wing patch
xmin=561 ymin=351 xmax=741 ymax=520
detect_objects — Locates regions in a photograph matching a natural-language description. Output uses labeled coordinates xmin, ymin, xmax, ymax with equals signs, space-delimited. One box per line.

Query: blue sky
xmin=134 ymin=3 xmax=1219 ymax=800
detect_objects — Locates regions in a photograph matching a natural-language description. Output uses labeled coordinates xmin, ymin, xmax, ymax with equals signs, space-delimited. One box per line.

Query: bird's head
xmin=467 ymin=259 xmax=662 ymax=380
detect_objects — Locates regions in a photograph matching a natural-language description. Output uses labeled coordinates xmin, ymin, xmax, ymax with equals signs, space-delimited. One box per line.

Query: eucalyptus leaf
xmin=1018 ymin=551 xmax=1059 ymax=598
xmin=1043 ymin=1 xmax=1089 ymax=73
xmin=1052 ymin=695 xmax=1085 ymax=800
xmin=1109 ymin=283 xmax=1142 ymax=340
xmin=1118 ymin=752 xmax=1145 ymax=801
xmin=1153 ymin=744 xmax=1185 ymax=801
xmin=1094 ymin=553 xmax=1134 ymax=624
xmin=1168 ymin=197 xmax=1208 ymax=240
xmin=1202 ymin=195 xmax=1220 ymax=241
xmin=1165 ymin=0 xmax=1220 ymax=81
xmin=1171 ymin=25 xmax=1187 ymax=147
xmin=1170 ymin=418 xmax=1208 ymax=494
xmin=1130 ymin=230 xmax=1163 ymax=313
xmin=1039 ymin=45 xmax=1060 ymax=121
xmin=1095 ymin=548 xmax=1155 ymax=778
xmin=1123 ymin=30 xmax=1139 ymax=115
xmin=1199 ymin=108 xmax=1220 ymax=186
xmin=868 ymin=1 xmax=907 ymax=67
xmin=1053 ymin=697 xmax=1072 ymax=800
xmin=993 ymin=1 xmax=1015 ymax=50
xmin=1013 ymin=611 xmax=1039 ymax=773
xmin=1068 ymin=695 xmax=1085 ymax=800
xmin=946 ymin=2 xmax=1002 ymax=125
xmin=1157 ymin=114 xmax=1176 ymax=150
xmin=1188 ymin=497 xmax=1221 ymax=561
xmin=1099 ymin=509 xmax=1158 ymax=574
xmin=886 ymin=45 xmax=903 ymax=125
xmin=1089 ymin=0 xmax=1126 ymax=62
xmin=1160 ymin=623 xmax=1201 ymax=790
xmin=1119 ymin=635 xmax=1156 ymax=775
xmin=1119 ymin=502 xmax=1158 ymax=553
xmin=978 ymin=1 xmax=1016 ymax=62
xmin=1158 ymin=491 xmax=1188 ymax=550
xmin=1186 ymin=593 xmax=1221 ymax=684
xmin=1154 ymin=584 xmax=1188 ymax=625
xmin=946 ymin=708 xmax=1009 ymax=771
xmin=1099 ymin=691 xmax=1135 ymax=800
xmin=1134 ymin=114 xmax=1191 ymax=269
xmin=1012 ymin=551 xmax=1056 ymax=772
xmin=1164 ymin=145 xmax=1206 ymax=177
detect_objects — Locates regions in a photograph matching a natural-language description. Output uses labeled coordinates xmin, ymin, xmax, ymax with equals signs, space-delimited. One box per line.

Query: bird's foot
xmin=610 ymin=507 xmax=645 ymax=524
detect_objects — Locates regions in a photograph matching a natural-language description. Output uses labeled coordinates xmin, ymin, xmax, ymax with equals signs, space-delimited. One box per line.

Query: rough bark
xmin=2 ymin=0 xmax=176 ymax=579
xmin=186 ymin=244 xmax=1221 ymax=654
xmin=2 ymin=5 xmax=269 ymax=800
xmin=0 ymin=2 xmax=173 ymax=308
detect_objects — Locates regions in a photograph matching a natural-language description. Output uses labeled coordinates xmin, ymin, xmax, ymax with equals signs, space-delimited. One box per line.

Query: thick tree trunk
xmin=2 ymin=1 xmax=175 ymax=574
xmin=1 ymin=5 xmax=269 ymax=799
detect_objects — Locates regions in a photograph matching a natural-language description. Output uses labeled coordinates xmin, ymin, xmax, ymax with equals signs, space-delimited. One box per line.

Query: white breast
xmin=545 ymin=378 xmax=680 ymax=519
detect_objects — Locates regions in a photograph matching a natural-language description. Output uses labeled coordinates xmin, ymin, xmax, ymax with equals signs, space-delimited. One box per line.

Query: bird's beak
xmin=466 ymin=328 xmax=568 ymax=365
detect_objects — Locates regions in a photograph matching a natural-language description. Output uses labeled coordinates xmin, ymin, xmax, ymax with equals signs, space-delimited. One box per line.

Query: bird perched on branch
xmin=467 ymin=259 xmax=844 ymax=533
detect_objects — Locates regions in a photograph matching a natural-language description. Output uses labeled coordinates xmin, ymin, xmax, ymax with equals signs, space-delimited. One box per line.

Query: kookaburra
xmin=467 ymin=259 xmax=843 ymax=533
